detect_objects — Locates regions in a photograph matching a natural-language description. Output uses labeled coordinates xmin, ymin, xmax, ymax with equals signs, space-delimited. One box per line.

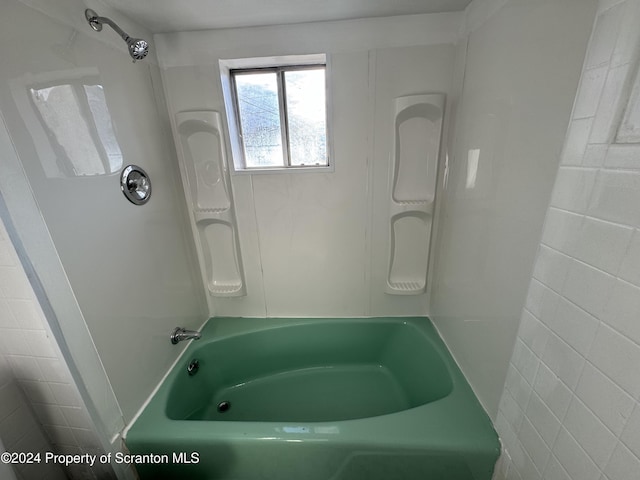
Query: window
xmin=221 ymin=55 xmax=330 ymax=172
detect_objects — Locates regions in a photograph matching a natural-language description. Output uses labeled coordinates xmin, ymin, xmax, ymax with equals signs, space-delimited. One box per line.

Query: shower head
xmin=85 ymin=9 xmax=149 ymax=62
xmin=126 ymin=38 xmax=150 ymax=62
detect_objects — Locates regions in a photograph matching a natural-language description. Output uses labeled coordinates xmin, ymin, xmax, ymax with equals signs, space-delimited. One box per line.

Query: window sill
xmin=230 ymin=164 xmax=334 ymax=175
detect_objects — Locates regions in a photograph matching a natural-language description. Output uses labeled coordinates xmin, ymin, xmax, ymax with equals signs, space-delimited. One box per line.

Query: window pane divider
xmin=277 ymin=70 xmax=291 ymax=167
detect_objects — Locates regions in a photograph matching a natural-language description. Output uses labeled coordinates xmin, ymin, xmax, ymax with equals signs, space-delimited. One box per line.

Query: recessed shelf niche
xmin=386 ymin=94 xmax=444 ymax=295
xmin=176 ymin=111 xmax=245 ymax=297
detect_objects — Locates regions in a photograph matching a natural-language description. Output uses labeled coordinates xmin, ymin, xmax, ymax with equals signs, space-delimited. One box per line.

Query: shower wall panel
xmin=157 ymin=15 xmax=460 ymax=317
xmin=429 ymin=0 xmax=598 ymax=418
xmin=0 ymin=0 xmax=205 ymax=426
xmin=369 ymin=46 xmax=455 ymax=316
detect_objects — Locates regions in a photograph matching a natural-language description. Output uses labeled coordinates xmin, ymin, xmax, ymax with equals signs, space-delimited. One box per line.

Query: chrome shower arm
xmin=91 ymin=15 xmax=131 ymax=42
xmin=85 ymin=9 xmax=149 ymax=62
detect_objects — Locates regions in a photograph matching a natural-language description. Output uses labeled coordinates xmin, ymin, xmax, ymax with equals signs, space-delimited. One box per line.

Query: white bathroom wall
xmin=0 ymin=0 xmax=205 ymax=428
xmin=156 ymin=14 xmax=461 ymax=317
xmin=0 ymin=215 xmax=116 ymax=480
xmin=429 ymin=0 xmax=598 ymax=419
xmin=0 ymin=82 xmax=132 ymax=478
xmin=494 ymin=0 xmax=640 ymax=478
xmin=0 ymin=219 xmax=65 ymax=480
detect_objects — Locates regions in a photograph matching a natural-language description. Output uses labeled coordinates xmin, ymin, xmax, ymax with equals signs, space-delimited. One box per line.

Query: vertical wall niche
xmin=386 ymin=94 xmax=444 ymax=295
xmin=178 ymin=118 xmax=231 ymax=212
xmin=176 ymin=111 xmax=245 ymax=297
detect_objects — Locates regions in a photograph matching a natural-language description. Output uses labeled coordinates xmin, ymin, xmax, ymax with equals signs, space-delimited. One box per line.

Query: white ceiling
xmin=100 ymin=0 xmax=473 ymax=33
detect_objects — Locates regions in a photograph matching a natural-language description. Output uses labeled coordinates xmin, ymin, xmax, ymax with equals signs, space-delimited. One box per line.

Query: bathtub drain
xmin=217 ymin=401 xmax=231 ymax=413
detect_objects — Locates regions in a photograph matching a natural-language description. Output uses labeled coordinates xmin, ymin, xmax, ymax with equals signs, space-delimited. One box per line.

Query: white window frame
xmin=220 ymin=54 xmax=333 ymax=174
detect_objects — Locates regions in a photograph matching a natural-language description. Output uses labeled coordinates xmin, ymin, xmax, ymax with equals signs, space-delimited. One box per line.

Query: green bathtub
xmin=125 ymin=317 xmax=500 ymax=479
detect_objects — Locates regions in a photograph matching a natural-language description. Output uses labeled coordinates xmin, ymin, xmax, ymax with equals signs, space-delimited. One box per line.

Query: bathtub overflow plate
xmin=187 ymin=359 xmax=199 ymax=376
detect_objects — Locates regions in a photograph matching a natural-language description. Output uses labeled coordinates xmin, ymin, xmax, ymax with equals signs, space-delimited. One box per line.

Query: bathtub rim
xmin=164 ymin=316 xmax=456 ymax=421
xmin=125 ymin=316 xmax=499 ymax=455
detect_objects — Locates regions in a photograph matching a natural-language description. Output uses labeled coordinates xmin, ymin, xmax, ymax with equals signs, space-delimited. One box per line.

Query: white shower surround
xmin=0 ymin=1 xmax=631 ymax=479
xmin=155 ymin=13 xmax=461 ymax=318
xmin=430 ymin=0 xmax=598 ymax=419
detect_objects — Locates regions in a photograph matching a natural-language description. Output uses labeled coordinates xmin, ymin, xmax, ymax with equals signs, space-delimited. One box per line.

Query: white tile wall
xmin=494 ymin=1 xmax=640 ymax=479
xmin=0 ymin=218 xmax=111 ymax=479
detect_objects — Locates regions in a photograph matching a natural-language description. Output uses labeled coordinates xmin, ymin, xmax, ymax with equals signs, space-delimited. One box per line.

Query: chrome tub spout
xmin=170 ymin=327 xmax=202 ymax=345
